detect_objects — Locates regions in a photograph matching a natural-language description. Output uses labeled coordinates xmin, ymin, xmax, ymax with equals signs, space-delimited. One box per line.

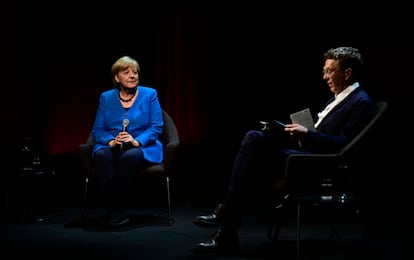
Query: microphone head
xmin=122 ymin=119 xmax=130 ymax=127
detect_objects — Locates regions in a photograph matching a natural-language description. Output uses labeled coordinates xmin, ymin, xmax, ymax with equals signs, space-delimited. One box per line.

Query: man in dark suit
xmin=193 ymin=47 xmax=378 ymax=254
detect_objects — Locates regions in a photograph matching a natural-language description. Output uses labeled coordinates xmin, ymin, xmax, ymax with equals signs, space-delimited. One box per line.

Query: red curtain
xmin=1 ymin=1 xmax=209 ymax=156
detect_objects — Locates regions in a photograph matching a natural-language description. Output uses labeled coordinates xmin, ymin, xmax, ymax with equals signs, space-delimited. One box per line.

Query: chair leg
xmin=296 ymin=203 xmax=301 ymax=260
xmin=81 ymin=177 xmax=89 ymax=219
xmin=267 ymin=203 xmax=285 ymax=240
xmin=5 ymin=182 xmax=10 ymax=218
xmin=362 ymin=209 xmax=385 ymax=259
xmin=328 ymin=222 xmax=343 ymax=240
xmin=165 ymin=176 xmax=173 ymax=224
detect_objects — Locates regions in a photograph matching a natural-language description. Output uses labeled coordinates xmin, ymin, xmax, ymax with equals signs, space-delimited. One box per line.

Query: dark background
xmin=1 ymin=1 xmax=411 ymax=206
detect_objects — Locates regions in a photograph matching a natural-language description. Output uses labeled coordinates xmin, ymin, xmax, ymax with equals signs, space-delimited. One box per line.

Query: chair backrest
xmin=150 ymin=109 xmax=180 ymax=173
xmin=338 ymin=101 xmax=388 ymax=194
xmin=284 ymin=101 xmax=388 ymax=197
xmin=159 ymin=110 xmax=180 ymax=155
xmin=339 ymin=101 xmax=388 ymax=160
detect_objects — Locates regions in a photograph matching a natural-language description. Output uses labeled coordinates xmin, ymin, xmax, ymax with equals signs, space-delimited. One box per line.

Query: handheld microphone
xmin=122 ymin=118 xmax=129 ymax=132
xmin=120 ymin=119 xmax=129 ymax=149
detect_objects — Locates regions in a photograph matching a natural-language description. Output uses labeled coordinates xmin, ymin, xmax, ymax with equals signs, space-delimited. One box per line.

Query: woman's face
xmin=115 ymin=66 xmax=139 ymax=89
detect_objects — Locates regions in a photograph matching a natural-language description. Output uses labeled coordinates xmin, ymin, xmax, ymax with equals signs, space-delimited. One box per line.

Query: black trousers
xmin=220 ymin=129 xmax=303 ymax=228
xmin=93 ymin=146 xmax=147 ymax=211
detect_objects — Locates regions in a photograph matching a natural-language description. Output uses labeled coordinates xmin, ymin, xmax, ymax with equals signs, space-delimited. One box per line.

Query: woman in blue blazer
xmin=91 ymin=56 xmax=163 ymax=227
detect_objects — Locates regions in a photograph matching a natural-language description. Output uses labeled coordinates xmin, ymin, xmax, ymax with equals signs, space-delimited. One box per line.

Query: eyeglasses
xmin=322 ymin=69 xmax=340 ymax=76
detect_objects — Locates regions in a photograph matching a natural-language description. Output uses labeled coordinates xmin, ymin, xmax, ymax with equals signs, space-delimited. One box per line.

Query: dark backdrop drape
xmin=2 ymin=1 xmax=211 ymax=156
xmin=1 ymin=1 xmax=412 ymax=185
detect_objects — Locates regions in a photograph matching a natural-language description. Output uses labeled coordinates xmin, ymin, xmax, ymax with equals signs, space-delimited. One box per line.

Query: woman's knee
xmin=119 ymin=148 xmax=145 ymax=166
xmin=94 ymin=148 xmax=112 ymax=162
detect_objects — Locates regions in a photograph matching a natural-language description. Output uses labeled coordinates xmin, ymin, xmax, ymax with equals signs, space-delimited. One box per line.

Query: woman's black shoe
xmin=108 ymin=212 xmax=130 ymax=227
xmin=102 ymin=209 xmax=130 ymax=227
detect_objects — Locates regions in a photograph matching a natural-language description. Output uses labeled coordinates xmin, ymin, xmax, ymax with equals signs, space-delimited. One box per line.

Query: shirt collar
xmin=335 ymin=82 xmax=359 ymax=99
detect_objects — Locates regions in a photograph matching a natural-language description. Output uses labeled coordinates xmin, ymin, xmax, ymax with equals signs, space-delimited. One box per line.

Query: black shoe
xmin=193 ymin=204 xmax=223 ymax=227
xmin=107 ymin=210 xmax=130 ymax=227
xmin=195 ymin=227 xmax=240 ymax=255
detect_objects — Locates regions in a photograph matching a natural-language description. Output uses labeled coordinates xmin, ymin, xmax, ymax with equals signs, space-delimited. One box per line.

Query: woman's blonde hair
xmin=110 ymin=56 xmax=140 ymax=88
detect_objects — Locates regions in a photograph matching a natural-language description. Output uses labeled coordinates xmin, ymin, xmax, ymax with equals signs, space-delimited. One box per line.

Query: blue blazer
xmin=91 ymin=85 xmax=164 ymax=163
xmin=300 ymin=87 xmax=378 ymax=153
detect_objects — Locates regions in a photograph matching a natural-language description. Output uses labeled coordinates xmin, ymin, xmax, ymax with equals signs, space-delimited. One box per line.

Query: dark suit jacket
xmin=301 ymin=86 xmax=378 ymax=153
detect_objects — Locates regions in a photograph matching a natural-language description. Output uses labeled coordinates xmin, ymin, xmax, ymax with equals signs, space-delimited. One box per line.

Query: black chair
xmin=267 ymin=101 xmax=388 ymax=259
xmin=78 ymin=109 xmax=180 ymax=225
